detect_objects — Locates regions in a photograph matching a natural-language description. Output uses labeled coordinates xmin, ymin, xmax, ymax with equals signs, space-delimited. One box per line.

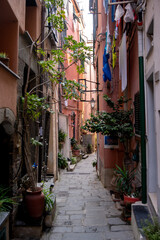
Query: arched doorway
xmin=0 ymin=124 xmax=11 ymax=186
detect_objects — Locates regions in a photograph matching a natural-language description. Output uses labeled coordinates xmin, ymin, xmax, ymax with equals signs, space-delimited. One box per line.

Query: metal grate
xmin=134 ymin=92 xmax=141 ymax=135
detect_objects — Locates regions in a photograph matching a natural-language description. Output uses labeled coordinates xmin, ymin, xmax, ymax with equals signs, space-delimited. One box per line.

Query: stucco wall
xmin=0 ymin=65 xmax=17 ymax=115
xmin=144 ymin=0 xmax=160 ymax=217
xmin=8 ymin=0 xmax=26 ymax=32
xmin=59 ymin=113 xmax=70 ymax=159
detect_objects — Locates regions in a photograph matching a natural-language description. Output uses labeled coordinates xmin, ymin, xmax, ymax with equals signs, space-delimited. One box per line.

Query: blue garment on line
xmin=103 ymin=0 xmax=108 ymax=14
xmin=103 ymin=50 xmax=111 ymax=82
xmin=111 ymin=0 xmax=116 ymax=22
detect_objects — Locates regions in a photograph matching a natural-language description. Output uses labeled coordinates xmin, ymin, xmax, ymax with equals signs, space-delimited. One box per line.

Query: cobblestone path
xmin=41 ymin=153 xmax=135 ymax=240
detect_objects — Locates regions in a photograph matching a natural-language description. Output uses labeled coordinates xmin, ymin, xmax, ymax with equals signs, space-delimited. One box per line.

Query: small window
xmin=134 ymin=92 xmax=141 ymax=135
xmin=146 ymin=18 xmax=154 ymax=58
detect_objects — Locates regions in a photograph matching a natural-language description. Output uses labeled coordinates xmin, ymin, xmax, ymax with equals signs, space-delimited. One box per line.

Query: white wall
xmin=59 ymin=113 xmax=70 ymax=159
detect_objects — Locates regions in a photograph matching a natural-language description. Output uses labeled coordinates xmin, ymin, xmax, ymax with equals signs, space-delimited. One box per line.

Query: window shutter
xmin=134 ymin=92 xmax=141 ymax=135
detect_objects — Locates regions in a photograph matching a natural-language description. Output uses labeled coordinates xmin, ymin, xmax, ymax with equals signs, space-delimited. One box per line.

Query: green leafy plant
xmin=58 ymin=129 xmax=67 ymax=143
xmin=114 ymin=165 xmax=136 ymax=196
xmin=42 ymin=184 xmax=55 ymax=212
xmin=143 ymin=218 xmax=160 ymax=240
xmin=70 ymin=138 xmax=77 ymax=147
xmin=73 ymin=144 xmax=81 ymax=150
xmin=0 ymin=186 xmax=17 ymax=212
xmin=21 ymin=93 xmax=52 ymax=121
xmin=58 ymin=153 xmax=68 ymax=169
xmin=70 ymin=157 xmax=77 ymax=165
xmin=30 ymin=138 xmax=43 ymax=146
xmin=92 ymin=161 xmax=97 ymax=168
xmin=87 ymin=144 xmax=92 ymax=154
xmin=83 ymin=95 xmax=134 ymax=143
xmin=58 ymin=129 xmax=67 ymax=150
xmin=0 ymin=52 xmax=8 ymax=58
xmin=82 ymin=95 xmax=134 ymax=165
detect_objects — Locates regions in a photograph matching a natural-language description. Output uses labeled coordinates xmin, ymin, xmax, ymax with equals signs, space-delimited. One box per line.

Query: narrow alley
xmin=41 ymin=154 xmax=135 ymax=240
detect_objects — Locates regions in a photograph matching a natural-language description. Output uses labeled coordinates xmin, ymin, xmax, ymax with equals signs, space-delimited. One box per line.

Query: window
xmin=134 ymin=92 xmax=141 ymax=135
xmin=146 ymin=18 xmax=154 ymax=58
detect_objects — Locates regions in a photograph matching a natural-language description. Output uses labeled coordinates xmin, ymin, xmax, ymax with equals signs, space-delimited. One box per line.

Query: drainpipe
xmin=38 ymin=1 xmax=45 ymax=182
xmin=137 ymin=10 xmax=147 ymax=203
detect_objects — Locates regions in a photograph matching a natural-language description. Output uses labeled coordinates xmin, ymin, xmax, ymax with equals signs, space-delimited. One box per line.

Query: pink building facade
xmin=90 ymin=0 xmax=141 ymax=188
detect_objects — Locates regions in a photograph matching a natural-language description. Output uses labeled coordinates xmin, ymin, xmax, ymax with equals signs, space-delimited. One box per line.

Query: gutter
xmin=137 ymin=9 xmax=147 ymax=204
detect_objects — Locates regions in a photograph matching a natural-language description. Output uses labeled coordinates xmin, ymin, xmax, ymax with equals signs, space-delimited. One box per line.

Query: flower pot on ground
xmin=72 ymin=149 xmax=80 ymax=156
xmin=58 ymin=153 xmax=68 ymax=169
xmin=58 ymin=129 xmax=67 ymax=150
xmin=24 ymin=187 xmax=45 ymax=219
xmin=72 ymin=144 xmax=81 ymax=156
xmin=123 ymin=195 xmax=140 ymax=204
xmin=70 ymin=137 xmax=77 ymax=149
xmin=114 ymin=165 xmax=141 ymax=201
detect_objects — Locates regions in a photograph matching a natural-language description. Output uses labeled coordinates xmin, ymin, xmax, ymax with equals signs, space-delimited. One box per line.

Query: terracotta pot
xmin=124 ymin=195 xmax=140 ymax=204
xmin=25 ymin=187 xmax=45 ymax=218
xmin=72 ymin=149 xmax=80 ymax=156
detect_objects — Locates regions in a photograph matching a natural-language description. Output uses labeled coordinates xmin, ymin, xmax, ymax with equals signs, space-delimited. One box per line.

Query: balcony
xmin=0 ymin=62 xmax=19 ymax=116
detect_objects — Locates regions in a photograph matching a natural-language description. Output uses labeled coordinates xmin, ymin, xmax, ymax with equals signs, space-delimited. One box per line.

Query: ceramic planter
xmin=24 ymin=187 xmax=45 ymax=218
xmin=124 ymin=195 xmax=140 ymax=204
xmin=72 ymin=149 xmax=80 ymax=156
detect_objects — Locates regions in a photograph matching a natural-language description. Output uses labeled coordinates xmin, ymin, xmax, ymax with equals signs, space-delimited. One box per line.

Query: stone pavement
xmin=41 ymin=153 xmax=135 ymax=240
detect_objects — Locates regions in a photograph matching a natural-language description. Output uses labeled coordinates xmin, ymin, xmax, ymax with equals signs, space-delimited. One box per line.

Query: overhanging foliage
xmin=82 ymin=95 xmax=134 ymax=143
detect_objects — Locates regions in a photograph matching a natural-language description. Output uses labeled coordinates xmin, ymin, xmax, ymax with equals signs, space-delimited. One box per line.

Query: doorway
xmin=146 ymin=76 xmax=157 ymax=194
xmin=0 ymin=125 xmax=10 ymax=186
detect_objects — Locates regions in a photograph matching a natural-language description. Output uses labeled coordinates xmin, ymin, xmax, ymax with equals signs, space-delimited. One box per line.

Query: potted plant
xmin=58 ymin=153 xmax=68 ymax=169
xmin=0 ymin=185 xmax=17 ymax=212
xmin=70 ymin=137 xmax=77 ymax=150
xmin=92 ymin=160 xmax=97 ymax=170
xmin=70 ymin=157 xmax=77 ymax=165
xmin=42 ymin=184 xmax=56 ymax=228
xmin=72 ymin=144 xmax=81 ymax=156
xmin=58 ymin=129 xmax=67 ymax=150
xmin=143 ymin=217 xmax=160 ymax=240
xmin=0 ymin=52 xmax=9 ymax=67
xmin=115 ymin=165 xmax=141 ymax=204
xmin=87 ymin=143 xmax=92 ymax=154
xmin=0 ymin=186 xmax=17 ymax=240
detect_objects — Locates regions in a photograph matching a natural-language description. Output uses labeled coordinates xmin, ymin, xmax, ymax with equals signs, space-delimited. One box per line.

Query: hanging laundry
xmin=112 ymin=35 xmax=117 ymax=69
xmin=115 ymin=19 xmax=120 ymax=40
xmin=124 ymin=3 xmax=134 ymax=23
xmin=111 ymin=0 xmax=116 ymax=22
xmin=103 ymin=49 xmax=111 ymax=82
xmin=106 ymin=13 xmax=111 ymax=54
xmin=103 ymin=0 xmax=109 ymax=14
xmin=115 ymin=4 xmax=125 ymax=21
xmin=119 ymin=31 xmax=127 ymax=91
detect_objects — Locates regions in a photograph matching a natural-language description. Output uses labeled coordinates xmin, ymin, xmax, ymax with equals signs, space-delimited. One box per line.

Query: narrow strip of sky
xmin=78 ymin=0 xmax=93 ymax=40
